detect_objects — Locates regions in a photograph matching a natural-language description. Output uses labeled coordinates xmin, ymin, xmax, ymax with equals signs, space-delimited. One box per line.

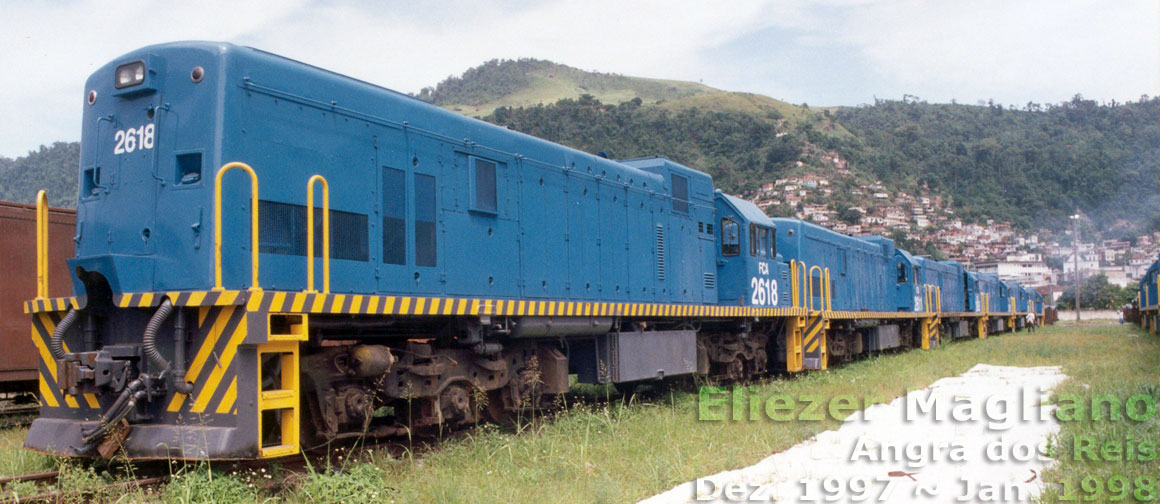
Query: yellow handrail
xmin=35 ymin=190 xmax=48 ymax=300
xmin=789 ymin=260 xmax=798 ymax=308
xmin=798 ymin=261 xmax=807 ymax=310
xmin=824 ymin=267 xmax=832 ymax=311
xmin=213 ymin=162 xmax=261 ymax=291
xmin=306 ymin=175 xmax=330 ymax=294
xmin=807 ymin=265 xmax=822 ymax=312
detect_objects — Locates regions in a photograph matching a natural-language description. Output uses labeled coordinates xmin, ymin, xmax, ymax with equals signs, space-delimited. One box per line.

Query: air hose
xmin=81 ymin=378 xmax=145 ymax=445
xmin=49 ymin=309 xmax=80 ymax=362
xmin=141 ymin=299 xmax=175 ymax=377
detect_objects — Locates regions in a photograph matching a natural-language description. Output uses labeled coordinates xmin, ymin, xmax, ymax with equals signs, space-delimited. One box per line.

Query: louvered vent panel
xmin=704 ymin=273 xmax=716 ymax=289
xmin=655 ymin=224 xmax=665 ymax=282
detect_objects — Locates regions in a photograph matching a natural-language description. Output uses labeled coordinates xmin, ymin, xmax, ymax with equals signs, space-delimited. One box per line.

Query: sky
xmin=1 ymin=0 xmax=1157 ymax=158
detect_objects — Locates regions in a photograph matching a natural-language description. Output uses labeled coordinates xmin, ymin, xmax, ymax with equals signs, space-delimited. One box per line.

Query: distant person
xmin=1118 ymin=310 xmax=1124 ymax=325
xmin=1026 ymin=311 xmax=1036 ymax=333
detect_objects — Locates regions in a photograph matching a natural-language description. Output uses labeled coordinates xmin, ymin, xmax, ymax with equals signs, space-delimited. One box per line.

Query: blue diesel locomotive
xmin=24 ymin=42 xmax=1034 ymax=460
xmin=1139 ymin=260 xmax=1160 ymax=331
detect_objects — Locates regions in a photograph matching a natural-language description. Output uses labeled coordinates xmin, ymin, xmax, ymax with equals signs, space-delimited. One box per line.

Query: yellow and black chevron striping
xmin=802 ymin=315 xmax=826 ymax=356
xmin=23 ymin=297 xmax=79 ymax=314
xmin=827 ymin=310 xmax=933 ymax=320
xmin=166 ymin=305 xmax=247 ymax=415
xmin=100 ymin=290 xmax=816 ymax=318
xmin=37 ymin=289 xmax=817 ymax=318
xmin=243 ymin=291 xmax=809 ymax=318
xmin=117 ymin=290 xmax=245 ymax=309
xmin=30 ymin=312 xmax=99 ymax=410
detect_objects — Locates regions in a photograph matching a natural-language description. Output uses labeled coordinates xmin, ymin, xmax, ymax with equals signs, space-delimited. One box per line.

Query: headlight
xmin=114 ymin=61 xmax=146 ymax=89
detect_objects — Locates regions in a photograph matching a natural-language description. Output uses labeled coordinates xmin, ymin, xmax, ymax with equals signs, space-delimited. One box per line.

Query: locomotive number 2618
xmin=751 ymin=262 xmax=778 ymax=306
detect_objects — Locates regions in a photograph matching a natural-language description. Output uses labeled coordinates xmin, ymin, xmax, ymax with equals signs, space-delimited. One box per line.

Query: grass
xmin=0 ymin=323 xmax=1155 ymax=502
xmin=0 ymin=425 xmax=57 ymax=476
xmin=359 ymin=325 xmax=1159 ymax=503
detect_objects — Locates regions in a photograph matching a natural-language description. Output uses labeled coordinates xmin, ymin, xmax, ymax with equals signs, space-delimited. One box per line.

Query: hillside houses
xmin=742 ymin=167 xmax=1160 ymax=299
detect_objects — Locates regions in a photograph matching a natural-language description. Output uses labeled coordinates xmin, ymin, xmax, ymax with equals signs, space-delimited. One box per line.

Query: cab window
xmin=748 ymin=224 xmax=774 ymax=258
xmin=721 ymin=218 xmax=740 ymax=256
xmin=897 ymin=263 xmax=907 ymax=283
xmin=749 ymin=224 xmax=758 ymax=257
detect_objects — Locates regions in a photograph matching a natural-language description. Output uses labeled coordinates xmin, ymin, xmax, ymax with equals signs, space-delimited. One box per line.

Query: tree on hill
xmin=483 ymin=95 xmax=797 ymax=193
xmin=833 ymin=95 xmax=1160 ymax=234
xmin=417 ymin=58 xmax=548 ymax=106
xmin=1055 ymin=274 xmax=1136 ymax=310
xmin=0 ymin=142 xmax=78 ymax=207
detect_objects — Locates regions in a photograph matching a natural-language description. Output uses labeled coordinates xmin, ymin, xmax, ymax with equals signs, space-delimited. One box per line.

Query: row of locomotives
xmin=23 ymin=40 xmax=1036 ymax=462
xmin=1138 ymin=259 xmax=1160 ymax=332
xmin=1028 ymin=286 xmax=1045 ymax=324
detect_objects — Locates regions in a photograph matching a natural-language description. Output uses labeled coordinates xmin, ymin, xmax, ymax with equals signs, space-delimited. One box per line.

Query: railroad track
xmin=0 ymin=469 xmax=167 ymax=504
xmin=0 ymin=406 xmax=39 ymax=429
xmin=0 ymin=400 xmax=574 ymax=499
xmin=0 ymin=433 xmax=437 ymax=502
xmin=0 ymin=393 xmax=40 ymax=429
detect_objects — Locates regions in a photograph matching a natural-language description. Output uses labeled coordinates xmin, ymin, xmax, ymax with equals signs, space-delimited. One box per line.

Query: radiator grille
xmin=259 ymin=200 xmax=368 ymax=261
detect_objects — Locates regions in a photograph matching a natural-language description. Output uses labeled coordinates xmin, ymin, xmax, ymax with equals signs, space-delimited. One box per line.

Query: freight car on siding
xmin=0 ymin=201 xmax=75 ymax=391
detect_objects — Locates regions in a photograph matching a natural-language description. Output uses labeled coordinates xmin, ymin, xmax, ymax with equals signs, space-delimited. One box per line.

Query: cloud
xmin=0 ymin=0 xmax=1156 ymax=157
xmin=837 ymin=0 xmax=1160 ymax=104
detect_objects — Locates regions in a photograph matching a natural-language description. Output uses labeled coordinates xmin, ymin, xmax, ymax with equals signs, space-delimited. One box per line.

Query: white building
xmin=1062 ymin=252 xmax=1100 ymax=274
xmin=976 ymin=255 xmax=1054 ymax=287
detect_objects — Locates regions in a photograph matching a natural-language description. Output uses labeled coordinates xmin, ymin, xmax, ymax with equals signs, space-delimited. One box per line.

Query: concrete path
xmin=642 ymin=364 xmax=1068 ymax=503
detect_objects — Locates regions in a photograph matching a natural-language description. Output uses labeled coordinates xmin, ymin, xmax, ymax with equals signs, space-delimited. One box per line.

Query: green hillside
xmin=417 ymin=58 xmax=715 ymax=117
xmin=0 ymin=142 xmax=78 ymax=208
xmin=832 ymin=97 xmax=1160 ymax=234
xmin=418 ymin=58 xmax=851 ymax=151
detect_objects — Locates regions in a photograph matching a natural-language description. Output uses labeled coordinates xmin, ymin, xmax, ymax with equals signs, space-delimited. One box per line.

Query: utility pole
xmin=1072 ymin=211 xmax=1081 ymax=324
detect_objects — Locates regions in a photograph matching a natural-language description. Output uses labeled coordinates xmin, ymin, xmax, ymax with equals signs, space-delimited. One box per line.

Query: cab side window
xmin=469 ymin=156 xmax=499 ymax=214
xmin=748 ymin=225 xmax=775 ymax=258
xmin=721 ymin=218 xmax=740 ymax=256
xmin=415 ymin=173 xmax=437 ymax=267
xmin=749 ymin=224 xmax=758 ymax=257
xmin=671 ymin=174 xmax=689 ymax=213
xmin=897 ymin=263 xmax=907 ymax=283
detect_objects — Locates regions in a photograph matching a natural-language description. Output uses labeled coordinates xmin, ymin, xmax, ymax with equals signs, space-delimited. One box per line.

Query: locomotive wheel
xmin=485 ymin=368 xmax=544 ymax=423
xmin=725 ymin=358 xmax=745 ymax=381
xmin=752 ymin=349 xmax=768 ymax=375
xmin=485 ymin=388 xmax=513 ymax=423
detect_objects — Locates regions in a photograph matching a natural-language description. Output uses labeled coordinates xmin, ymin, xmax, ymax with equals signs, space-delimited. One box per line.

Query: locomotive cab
xmin=892 ymin=249 xmax=923 ymax=312
xmin=965 ymin=271 xmax=980 ymax=312
xmin=713 ymin=192 xmax=788 ymax=307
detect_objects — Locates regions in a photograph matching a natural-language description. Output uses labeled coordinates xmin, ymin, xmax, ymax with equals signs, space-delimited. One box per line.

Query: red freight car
xmin=0 ymin=201 xmax=75 ymax=391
